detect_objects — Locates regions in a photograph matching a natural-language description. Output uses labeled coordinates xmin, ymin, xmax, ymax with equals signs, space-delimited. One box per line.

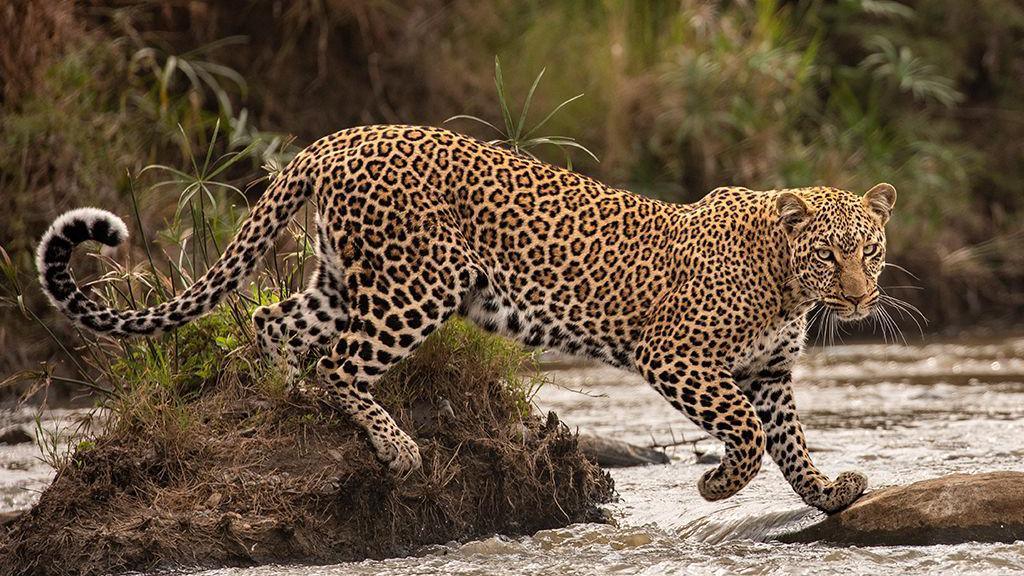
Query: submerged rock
xmin=577 ymin=434 xmax=670 ymax=468
xmin=779 ymin=472 xmax=1024 ymax=546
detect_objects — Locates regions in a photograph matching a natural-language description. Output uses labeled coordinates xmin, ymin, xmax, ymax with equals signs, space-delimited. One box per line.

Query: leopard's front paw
xmin=697 ymin=466 xmax=744 ymax=501
xmin=369 ymin=429 xmax=422 ymax=476
xmin=809 ymin=470 xmax=868 ymax=513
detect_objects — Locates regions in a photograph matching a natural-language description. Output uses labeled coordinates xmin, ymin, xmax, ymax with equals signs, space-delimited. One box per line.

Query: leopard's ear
xmin=863 ymin=183 xmax=897 ymax=225
xmin=776 ymin=191 xmax=812 ymax=234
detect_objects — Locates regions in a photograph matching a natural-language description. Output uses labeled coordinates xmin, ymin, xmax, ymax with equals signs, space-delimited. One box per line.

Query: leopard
xmin=36 ymin=124 xmax=897 ymax=513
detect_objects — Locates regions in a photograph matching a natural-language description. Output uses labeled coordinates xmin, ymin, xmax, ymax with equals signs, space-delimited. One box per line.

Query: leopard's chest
xmin=731 ymin=314 xmax=806 ymax=376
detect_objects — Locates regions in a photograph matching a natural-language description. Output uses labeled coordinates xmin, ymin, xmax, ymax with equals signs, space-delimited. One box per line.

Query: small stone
xmin=0 ymin=510 xmax=23 ymax=527
xmin=596 ymin=507 xmax=618 ymax=526
xmin=0 ymin=427 xmax=32 ymax=445
xmin=694 ymin=450 xmax=721 ymax=465
xmin=205 ymin=492 xmax=222 ymax=508
xmin=516 ymin=422 xmax=531 ymax=443
xmin=438 ymin=398 xmax=455 ymax=420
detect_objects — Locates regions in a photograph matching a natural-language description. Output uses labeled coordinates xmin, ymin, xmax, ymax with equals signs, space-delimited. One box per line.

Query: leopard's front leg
xmin=738 ymin=334 xmax=867 ymax=512
xmin=635 ymin=288 xmax=767 ymax=502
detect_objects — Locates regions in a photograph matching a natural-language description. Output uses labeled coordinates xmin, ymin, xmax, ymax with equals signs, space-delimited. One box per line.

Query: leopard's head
xmin=776 ymin=183 xmax=897 ymax=321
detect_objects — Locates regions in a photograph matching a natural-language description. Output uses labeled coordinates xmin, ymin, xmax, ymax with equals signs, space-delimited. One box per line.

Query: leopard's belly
xmin=458 ymin=282 xmax=639 ymax=369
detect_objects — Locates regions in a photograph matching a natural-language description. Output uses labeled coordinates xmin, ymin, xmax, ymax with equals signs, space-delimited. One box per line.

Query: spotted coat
xmin=37 ymin=125 xmax=897 ymax=512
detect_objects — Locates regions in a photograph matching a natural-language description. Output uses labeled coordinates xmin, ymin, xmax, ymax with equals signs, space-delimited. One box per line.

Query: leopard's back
xmin=308 ymin=125 xmax=720 ymax=366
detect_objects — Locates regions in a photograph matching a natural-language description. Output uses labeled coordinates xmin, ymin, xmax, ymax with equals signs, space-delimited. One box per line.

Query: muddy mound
xmin=0 ymin=322 xmax=614 ymax=575
xmin=779 ymin=472 xmax=1024 ymax=545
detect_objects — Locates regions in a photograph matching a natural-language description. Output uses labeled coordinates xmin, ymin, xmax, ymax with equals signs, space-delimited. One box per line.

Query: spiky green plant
xmin=130 ymin=36 xmax=249 ymax=123
xmin=446 ymin=57 xmax=598 ymax=169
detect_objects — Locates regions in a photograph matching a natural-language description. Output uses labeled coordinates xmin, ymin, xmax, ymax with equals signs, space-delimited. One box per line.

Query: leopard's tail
xmin=36 ymin=158 xmax=312 ymax=337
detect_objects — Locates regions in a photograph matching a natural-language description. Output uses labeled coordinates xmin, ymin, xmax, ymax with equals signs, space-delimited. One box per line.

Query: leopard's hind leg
xmin=252 ymin=264 xmax=349 ymax=384
xmin=315 ymin=225 xmax=483 ymax=474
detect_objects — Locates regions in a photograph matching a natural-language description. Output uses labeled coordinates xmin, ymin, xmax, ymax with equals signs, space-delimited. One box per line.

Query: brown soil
xmin=0 ymin=333 xmax=614 ymax=575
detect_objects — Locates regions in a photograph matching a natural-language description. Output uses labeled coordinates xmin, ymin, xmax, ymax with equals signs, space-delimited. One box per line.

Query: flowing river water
xmin=3 ymin=336 xmax=1024 ymax=575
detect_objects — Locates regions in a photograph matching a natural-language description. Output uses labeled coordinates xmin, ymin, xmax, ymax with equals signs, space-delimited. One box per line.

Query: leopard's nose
xmin=842 ymin=292 xmax=869 ymax=307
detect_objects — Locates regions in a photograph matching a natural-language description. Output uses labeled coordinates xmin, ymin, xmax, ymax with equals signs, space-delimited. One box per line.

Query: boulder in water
xmin=779 ymin=471 xmax=1024 ymax=545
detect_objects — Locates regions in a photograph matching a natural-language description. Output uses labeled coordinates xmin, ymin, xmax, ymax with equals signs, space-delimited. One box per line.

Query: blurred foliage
xmin=2 ymin=0 xmax=1024 ymax=387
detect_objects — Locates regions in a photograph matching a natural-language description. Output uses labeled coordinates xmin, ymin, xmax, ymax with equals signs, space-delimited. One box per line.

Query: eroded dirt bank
xmin=0 ymin=324 xmax=614 ymax=575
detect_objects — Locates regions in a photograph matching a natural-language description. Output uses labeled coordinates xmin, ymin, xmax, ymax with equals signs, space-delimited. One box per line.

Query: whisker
xmin=824 ymin=307 xmax=831 ymax=349
xmin=833 ymin=308 xmax=847 ymax=344
xmin=879 ymin=285 xmax=924 ymax=291
xmin=877 ymin=286 xmax=929 ymax=319
xmin=889 ymin=308 xmax=908 ymax=346
xmin=877 ymin=306 xmax=906 ymax=346
xmin=881 ymin=307 xmax=897 ymax=345
xmin=880 ymin=310 xmax=894 ymax=345
xmin=815 ymin=305 xmax=830 ymax=348
xmin=825 ymin=307 xmax=836 ymax=349
xmin=807 ymin=304 xmax=826 ymax=348
xmin=878 ymin=293 xmax=929 ymax=322
xmin=883 ymin=262 xmax=921 ymax=280
xmin=878 ymin=295 xmax=925 ymax=339
xmin=806 ymin=307 xmax=819 ymax=346
xmin=870 ymin=309 xmax=888 ymax=345
xmin=890 ymin=308 xmax=909 ymax=345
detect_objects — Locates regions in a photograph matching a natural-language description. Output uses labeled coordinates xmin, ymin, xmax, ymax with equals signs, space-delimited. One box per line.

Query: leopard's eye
xmin=815 ymin=248 xmax=834 ymax=262
xmin=863 ymin=243 xmax=880 ymax=258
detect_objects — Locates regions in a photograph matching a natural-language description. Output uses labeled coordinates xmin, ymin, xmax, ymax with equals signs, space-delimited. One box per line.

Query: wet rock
xmin=694 ymin=450 xmax=721 ymax=465
xmin=578 ymin=434 xmax=670 ymax=468
xmin=0 ymin=426 xmax=32 ymax=445
xmin=779 ymin=472 xmax=1024 ymax=546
